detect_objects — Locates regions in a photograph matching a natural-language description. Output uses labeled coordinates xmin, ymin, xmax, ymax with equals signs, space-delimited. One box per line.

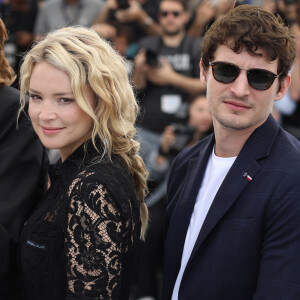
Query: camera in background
xmin=145 ymin=49 xmax=159 ymax=68
xmin=117 ymin=0 xmax=130 ymax=10
xmin=168 ymin=124 xmax=196 ymax=158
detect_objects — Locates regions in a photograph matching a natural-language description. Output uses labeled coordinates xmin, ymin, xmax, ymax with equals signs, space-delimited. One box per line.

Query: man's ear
xmin=200 ymin=59 xmax=207 ymax=84
xmin=275 ymin=74 xmax=291 ymax=101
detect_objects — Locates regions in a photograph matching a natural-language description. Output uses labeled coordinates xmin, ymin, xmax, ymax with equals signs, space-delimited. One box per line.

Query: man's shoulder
xmin=178 ymin=34 xmax=202 ymax=59
xmin=0 ymin=85 xmax=20 ymax=97
xmin=182 ymin=34 xmax=202 ymax=46
xmin=183 ymin=34 xmax=202 ymax=44
xmin=138 ymin=35 xmax=161 ymax=49
xmin=0 ymin=86 xmax=20 ymax=112
xmin=251 ymin=121 xmax=300 ymax=184
xmin=275 ymin=127 xmax=300 ymax=165
xmin=251 ymin=116 xmax=300 ymax=165
xmin=171 ymin=134 xmax=213 ymax=171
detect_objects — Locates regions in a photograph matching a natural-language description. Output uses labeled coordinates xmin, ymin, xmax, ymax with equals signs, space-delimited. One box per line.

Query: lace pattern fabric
xmin=66 ymin=170 xmax=124 ymax=298
xmin=19 ymin=143 xmax=140 ymax=300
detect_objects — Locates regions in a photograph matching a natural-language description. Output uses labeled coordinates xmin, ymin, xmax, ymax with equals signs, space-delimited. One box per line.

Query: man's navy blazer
xmin=163 ymin=115 xmax=300 ymax=299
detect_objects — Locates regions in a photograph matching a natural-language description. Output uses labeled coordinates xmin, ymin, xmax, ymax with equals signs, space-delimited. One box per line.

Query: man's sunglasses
xmin=159 ymin=10 xmax=182 ymax=17
xmin=209 ymin=61 xmax=281 ymax=91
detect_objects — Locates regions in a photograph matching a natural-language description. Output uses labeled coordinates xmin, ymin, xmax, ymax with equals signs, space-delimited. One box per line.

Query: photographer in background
xmin=92 ymin=21 xmax=137 ymax=73
xmin=150 ymin=92 xmax=213 ymax=179
xmin=277 ymin=0 xmax=298 ymax=26
xmin=157 ymin=93 xmax=213 ymax=162
xmin=1 ymin=0 xmax=39 ymax=88
xmin=263 ymin=0 xmax=298 ymax=26
xmin=93 ymin=0 xmax=161 ymax=42
xmin=187 ymin=0 xmax=236 ymax=38
xmin=133 ymin=92 xmax=212 ymax=300
xmin=276 ymin=0 xmax=300 ymax=138
xmin=34 ymin=0 xmax=104 ymax=39
xmin=132 ymin=0 xmax=206 ymax=165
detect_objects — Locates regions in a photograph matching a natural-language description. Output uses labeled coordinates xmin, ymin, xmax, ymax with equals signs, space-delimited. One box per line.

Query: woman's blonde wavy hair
xmin=19 ymin=26 xmax=148 ymax=239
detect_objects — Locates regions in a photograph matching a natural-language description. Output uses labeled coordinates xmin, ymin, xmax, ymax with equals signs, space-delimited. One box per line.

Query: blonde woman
xmin=18 ymin=26 xmax=148 ymax=300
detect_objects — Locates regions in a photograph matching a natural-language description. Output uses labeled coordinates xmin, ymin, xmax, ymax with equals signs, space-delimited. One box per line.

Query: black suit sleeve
xmin=254 ymin=167 xmax=300 ymax=299
xmin=0 ymin=86 xmax=48 ymax=295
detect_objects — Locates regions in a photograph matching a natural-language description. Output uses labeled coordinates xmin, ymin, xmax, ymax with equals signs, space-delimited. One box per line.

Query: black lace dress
xmin=18 ymin=141 xmax=141 ymax=299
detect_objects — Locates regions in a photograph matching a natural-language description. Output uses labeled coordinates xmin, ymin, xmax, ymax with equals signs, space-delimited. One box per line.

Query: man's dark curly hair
xmin=201 ymin=5 xmax=296 ymax=81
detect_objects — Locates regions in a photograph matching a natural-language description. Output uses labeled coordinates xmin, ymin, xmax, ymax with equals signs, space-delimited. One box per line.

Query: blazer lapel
xmin=165 ymin=135 xmax=215 ymax=282
xmin=186 ymin=115 xmax=280 ymax=265
xmin=187 ymin=154 xmax=261 ymax=265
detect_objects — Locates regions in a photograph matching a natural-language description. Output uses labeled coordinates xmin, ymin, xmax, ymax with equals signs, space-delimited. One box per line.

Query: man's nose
xmin=229 ymin=70 xmax=251 ymax=97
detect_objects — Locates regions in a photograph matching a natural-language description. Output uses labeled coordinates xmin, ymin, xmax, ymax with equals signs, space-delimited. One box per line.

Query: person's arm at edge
xmin=253 ymin=167 xmax=300 ymax=298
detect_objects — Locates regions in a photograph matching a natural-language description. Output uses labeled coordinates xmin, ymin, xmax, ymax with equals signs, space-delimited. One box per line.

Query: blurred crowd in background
xmin=1 ymin=0 xmax=300 ymax=299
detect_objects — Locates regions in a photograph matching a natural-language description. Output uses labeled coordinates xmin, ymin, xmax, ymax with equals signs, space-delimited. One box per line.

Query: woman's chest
xmin=19 ymin=183 xmax=68 ymax=283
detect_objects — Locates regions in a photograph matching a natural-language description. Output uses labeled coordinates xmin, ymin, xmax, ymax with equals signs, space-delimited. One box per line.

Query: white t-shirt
xmin=172 ymin=149 xmax=236 ymax=300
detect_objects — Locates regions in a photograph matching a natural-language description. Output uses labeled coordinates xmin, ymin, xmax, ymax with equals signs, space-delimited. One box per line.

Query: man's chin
xmin=163 ymin=29 xmax=181 ymax=36
xmin=214 ymin=115 xmax=254 ymax=131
